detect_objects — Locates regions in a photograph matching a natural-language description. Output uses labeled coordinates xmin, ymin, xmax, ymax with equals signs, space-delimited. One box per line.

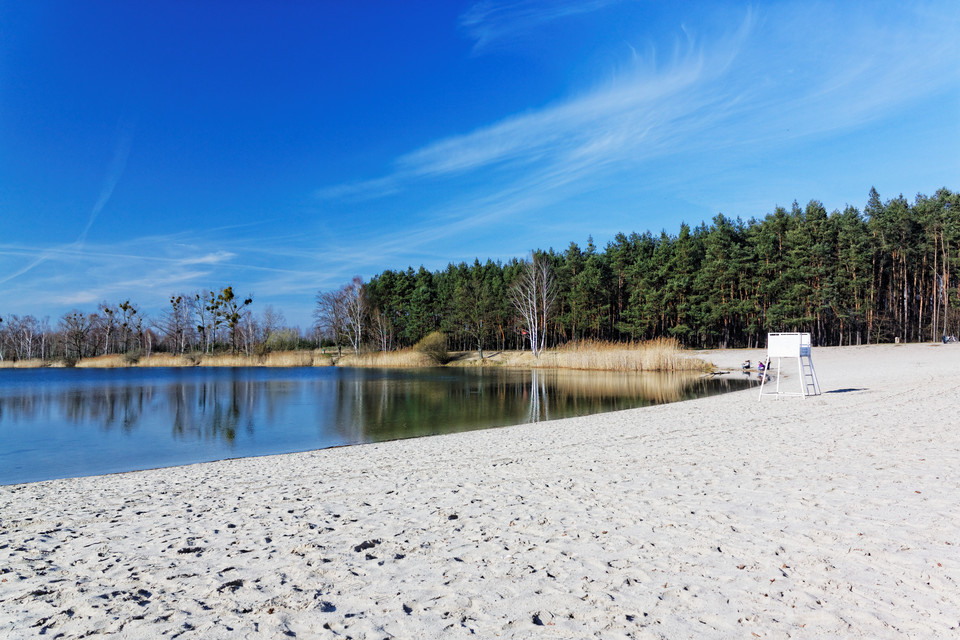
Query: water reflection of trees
xmin=329 ymin=371 xmax=534 ymax=443
xmin=0 ymin=377 xmax=300 ymax=446
xmin=325 ymin=369 xmax=749 ymax=443
xmin=0 ymin=369 xmax=749 ymax=453
xmin=527 ymin=369 xmax=547 ymax=422
xmin=0 ymin=386 xmax=155 ymax=433
xmin=63 ymin=386 xmax=152 ymax=432
xmin=169 ymin=380 xmax=252 ymax=444
xmin=165 ymin=378 xmax=298 ymax=444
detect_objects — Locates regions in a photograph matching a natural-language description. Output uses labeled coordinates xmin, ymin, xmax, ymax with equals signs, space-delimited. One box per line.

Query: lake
xmin=0 ymin=366 xmax=750 ymax=485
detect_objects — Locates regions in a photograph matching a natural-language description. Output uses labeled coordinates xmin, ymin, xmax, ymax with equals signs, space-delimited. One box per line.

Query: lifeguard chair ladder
xmin=759 ymin=332 xmax=821 ymax=400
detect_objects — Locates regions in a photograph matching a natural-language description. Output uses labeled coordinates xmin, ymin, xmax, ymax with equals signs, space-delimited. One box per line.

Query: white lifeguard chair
xmin=758 ymin=332 xmax=821 ymax=400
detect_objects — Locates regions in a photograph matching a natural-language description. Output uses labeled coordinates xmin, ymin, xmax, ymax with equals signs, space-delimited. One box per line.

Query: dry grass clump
xmin=338 ymin=348 xmax=437 ymax=368
xmin=74 ymin=354 xmax=139 ymax=368
xmin=550 ymin=338 xmax=709 ymax=372
xmin=414 ymin=331 xmax=450 ymax=364
xmin=192 ymin=353 xmax=250 ymax=367
xmin=137 ymin=354 xmax=194 ymax=367
xmin=263 ymin=350 xmax=333 ymax=367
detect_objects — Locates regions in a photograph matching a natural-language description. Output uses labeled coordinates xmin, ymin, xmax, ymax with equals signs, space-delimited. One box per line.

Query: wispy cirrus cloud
xmin=460 ymin=0 xmax=627 ymax=51
xmin=0 ymin=231 xmax=314 ymax=317
xmin=318 ymin=1 xmax=960 ymax=264
xmin=178 ymin=251 xmax=236 ymax=266
xmin=0 ymin=117 xmax=136 ymax=287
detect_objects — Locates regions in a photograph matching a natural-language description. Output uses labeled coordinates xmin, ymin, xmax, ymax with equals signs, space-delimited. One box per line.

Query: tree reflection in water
xmin=0 ymin=367 xmax=750 ymax=484
xmin=323 ymin=368 xmax=747 ymax=442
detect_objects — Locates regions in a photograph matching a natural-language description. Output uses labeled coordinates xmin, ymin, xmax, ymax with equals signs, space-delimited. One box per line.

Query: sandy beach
xmin=2 ymin=343 xmax=958 ymax=638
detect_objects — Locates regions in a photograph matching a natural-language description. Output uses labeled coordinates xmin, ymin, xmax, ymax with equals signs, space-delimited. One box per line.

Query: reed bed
xmin=151 ymin=350 xmax=332 ymax=367
xmin=0 ymin=358 xmax=65 ymax=368
xmin=262 ymin=350 xmax=333 ymax=367
xmin=337 ymin=348 xmax=437 ymax=368
xmin=550 ymin=338 xmax=710 ymax=372
xmin=197 ymin=353 xmax=258 ymax=367
xmin=74 ymin=354 xmax=139 ymax=368
xmin=66 ymin=350 xmax=334 ymax=368
xmin=447 ymin=339 xmax=709 ymax=372
xmin=136 ymin=353 xmax=198 ymax=367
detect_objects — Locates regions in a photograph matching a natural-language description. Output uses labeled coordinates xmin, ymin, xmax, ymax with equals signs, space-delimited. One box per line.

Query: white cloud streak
xmin=320 ymin=2 xmax=960 ymax=260
xmin=78 ymin=117 xmax=135 ymax=244
xmin=460 ymin=0 xmax=626 ymax=51
xmin=0 ymin=117 xmax=136 ymax=286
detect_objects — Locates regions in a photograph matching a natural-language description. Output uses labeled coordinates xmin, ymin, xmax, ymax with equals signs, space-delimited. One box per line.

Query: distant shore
xmin=2 ymin=343 xmax=958 ymax=638
xmin=0 ymin=350 xmax=333 ymax=369
xmin=0 ymin=339 xmax=712 ymax=372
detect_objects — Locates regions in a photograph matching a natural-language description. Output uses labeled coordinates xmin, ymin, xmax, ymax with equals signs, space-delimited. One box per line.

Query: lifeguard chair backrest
xmin=767 ymin=332 xmax=807 ymax=358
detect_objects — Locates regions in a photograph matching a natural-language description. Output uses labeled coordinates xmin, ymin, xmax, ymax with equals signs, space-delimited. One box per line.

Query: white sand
xmin=2 ymin=344 xmax=959 ymax=638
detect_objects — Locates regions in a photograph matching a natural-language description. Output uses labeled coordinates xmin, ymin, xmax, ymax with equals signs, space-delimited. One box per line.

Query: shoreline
xmin=2 ymin=343 xmax=959 ymax=637
xmin=0 ymin=340 xmax=707 ymax=372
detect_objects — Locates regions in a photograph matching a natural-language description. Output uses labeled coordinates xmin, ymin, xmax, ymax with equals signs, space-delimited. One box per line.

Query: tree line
xmin=3 ymin=187 xmax=957 ymax=362
xmin=348 ymin=187 xmax=959 ymax=352
xmin=0 ymin=288 xmax=308 ymax=362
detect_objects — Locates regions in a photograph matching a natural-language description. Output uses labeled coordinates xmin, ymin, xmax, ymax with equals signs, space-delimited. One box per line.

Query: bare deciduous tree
xmin=117 ymin=300 xmax=141 ymax=354
xmin=218 ymin=286 xmax=253 ymax=354
xmin=155 ymin=295 xmax=190 ymax=354
xmin=343 ymin=276 xmax=366 ymax=356
xmin=315 ymin=289 xmax=347 ymax=357
xmin=370 ymin=307 xmax=393 ymax=352
xmin=315 ymin=277 xmax=367 ymax=357
xmin=191 ymin=292 xmax=212 ymax=353
xmin=510 ymin=254 xmax=556 ymax=358
xmin=192 ymin=288 xmax=252 ymax=353
xmin=98 ymin=304 xmax=117 ymax=355
xmin=60 ymin=310 xmax=93 ymax=361
xmin=9 ymin=315 xmax=39 ymax=360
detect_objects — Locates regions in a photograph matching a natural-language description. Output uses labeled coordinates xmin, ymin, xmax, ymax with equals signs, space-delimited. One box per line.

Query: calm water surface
xmin=0 ymin=367 xmax=749 ymax=484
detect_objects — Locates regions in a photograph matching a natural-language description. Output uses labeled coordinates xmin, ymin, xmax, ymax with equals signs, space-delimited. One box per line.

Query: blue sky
xmin=2 ymin=1 xmax=958 ymax=327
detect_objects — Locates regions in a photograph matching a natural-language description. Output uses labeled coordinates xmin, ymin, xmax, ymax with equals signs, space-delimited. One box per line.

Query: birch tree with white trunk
xmin=510 ymin=254 xmax=557 ymax=358
xmin=343 ymin=276 xmax=366 ymax=356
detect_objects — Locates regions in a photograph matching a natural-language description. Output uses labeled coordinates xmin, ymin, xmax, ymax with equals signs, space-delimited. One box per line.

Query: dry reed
xmin=74 ymin=354 xmax=139 ymax=368
xmin=63 ymin=350 xmax=335 ymax=368
xmin=337 ymin=348 xmax=437 ymax=368
xmin=264 ymin=350 xmax=334 ymax=367
xmin=0 ymin=358 xmax=64 ymax=368
xmin=137 ymin=354 xmax=197 ymax=367
xmin=452 ymin=338 xmax=709 ymax=372
xmin=549 ymin=338 xmax=710 ymax=372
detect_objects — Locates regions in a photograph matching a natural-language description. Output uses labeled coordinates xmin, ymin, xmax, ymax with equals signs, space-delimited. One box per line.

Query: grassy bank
xmin=449 ymin=338 xmax=709 ymax=372
xmin=0 ymin=339 xmax=708 ymax=372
